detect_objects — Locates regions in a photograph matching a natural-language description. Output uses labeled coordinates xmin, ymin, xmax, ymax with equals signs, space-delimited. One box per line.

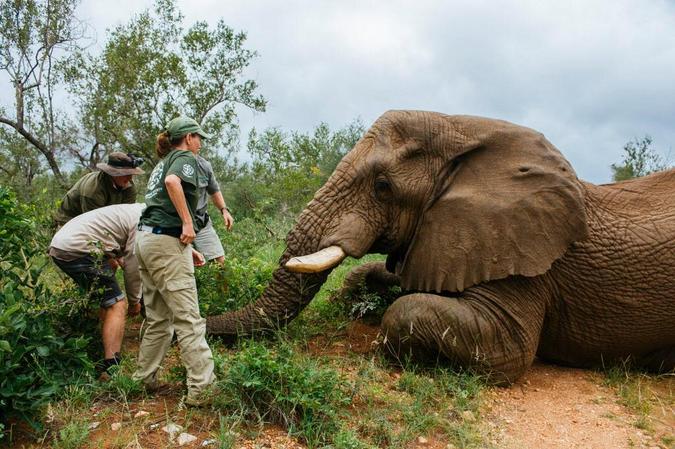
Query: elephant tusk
xmin=285 ymin=245 xmax=347 ymax=273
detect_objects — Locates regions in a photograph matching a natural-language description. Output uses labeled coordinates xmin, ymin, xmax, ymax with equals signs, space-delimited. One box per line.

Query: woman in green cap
xmin=133 ymin=116 xmax=215 ymax=406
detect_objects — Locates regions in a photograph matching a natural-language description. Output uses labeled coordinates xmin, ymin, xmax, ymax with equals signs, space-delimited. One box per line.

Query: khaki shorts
xmin=193 ymin=220 xmax=224 ymax=261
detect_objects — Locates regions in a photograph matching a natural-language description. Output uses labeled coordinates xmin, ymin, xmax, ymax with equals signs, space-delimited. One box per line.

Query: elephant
xmin=206 ymin=110 xmax=675 ymax=385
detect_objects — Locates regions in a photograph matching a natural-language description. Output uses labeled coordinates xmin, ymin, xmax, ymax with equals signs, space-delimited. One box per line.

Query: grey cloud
xmin=10 ymin=0 xmax=674 ymax=183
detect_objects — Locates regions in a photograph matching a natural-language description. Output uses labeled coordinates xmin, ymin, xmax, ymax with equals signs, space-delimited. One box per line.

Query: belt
xmin=138 ymin=224 xmax=182 ymax=238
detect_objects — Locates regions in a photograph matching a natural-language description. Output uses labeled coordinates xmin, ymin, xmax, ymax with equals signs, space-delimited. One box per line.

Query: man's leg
xmin=101 ymin=299 xmax=128 ymax=359
xmin=52 ymin=254 xmax=126 ymax=372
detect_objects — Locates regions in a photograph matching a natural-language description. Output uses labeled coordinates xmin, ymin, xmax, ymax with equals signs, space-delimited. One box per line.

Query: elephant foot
xmin=339 ymin=261 xmax=401 ymax=298
xmin=380 ymin=292 xmax=540 ymax=386
xmin=334 ymin=261 xmax=402 ymax=321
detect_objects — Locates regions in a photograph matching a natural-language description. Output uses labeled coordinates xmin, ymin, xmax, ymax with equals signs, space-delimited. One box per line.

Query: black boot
xmin=98 ymin=352 xmax=122 ymax=381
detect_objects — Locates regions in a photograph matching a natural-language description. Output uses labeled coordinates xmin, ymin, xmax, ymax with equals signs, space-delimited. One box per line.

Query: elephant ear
xmin=396 ymin=129 xmax=588 ymax=292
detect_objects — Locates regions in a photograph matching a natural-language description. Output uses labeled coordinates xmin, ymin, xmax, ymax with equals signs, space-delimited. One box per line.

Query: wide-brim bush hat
xmin=97 ymin=152 xmax=145 ymax=176
xmin=165 ymin=116 xmax=212 ymax=140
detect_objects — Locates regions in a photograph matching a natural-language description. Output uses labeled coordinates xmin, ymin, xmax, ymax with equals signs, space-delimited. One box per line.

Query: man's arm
xmin=165 ymin=174 xmax=195 ymax=244
xmin=122 ymin=253 xmax=142 ymax=316
xmin=210 ymin=191 xmax=233 ymax=230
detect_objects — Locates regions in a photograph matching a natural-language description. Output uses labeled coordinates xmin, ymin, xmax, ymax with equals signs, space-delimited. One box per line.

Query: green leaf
xmin=36 ymin=346 xmax=50 ymax=357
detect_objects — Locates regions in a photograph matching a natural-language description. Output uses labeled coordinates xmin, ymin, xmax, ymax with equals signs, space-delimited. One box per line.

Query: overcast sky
xmin=69 ymin=0 xmax=675 ymax=182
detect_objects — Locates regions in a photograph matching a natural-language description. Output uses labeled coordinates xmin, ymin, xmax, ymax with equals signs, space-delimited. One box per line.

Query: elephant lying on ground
xmin=207 ymin=110 xmax=675 ymax=385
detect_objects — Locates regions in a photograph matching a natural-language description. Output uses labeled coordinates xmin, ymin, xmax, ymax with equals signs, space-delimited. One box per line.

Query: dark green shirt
xmin=140 ymin=149 xmax=201 ymax=231
xmin=54 ymin=171 xmax=137 ymax=226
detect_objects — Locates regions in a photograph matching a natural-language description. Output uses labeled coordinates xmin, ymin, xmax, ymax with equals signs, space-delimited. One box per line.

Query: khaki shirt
xmin=49 ymin=203 xmax=145 ymax=303
xmin=54 ymin=171 xmax=137 ymax=226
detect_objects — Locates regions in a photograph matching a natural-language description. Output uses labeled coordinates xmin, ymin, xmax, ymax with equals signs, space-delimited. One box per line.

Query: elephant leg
xmin=380 ymin=281 xmax=547 ymax=385
xmin=338 ymin=261 xmax=401 ymax=302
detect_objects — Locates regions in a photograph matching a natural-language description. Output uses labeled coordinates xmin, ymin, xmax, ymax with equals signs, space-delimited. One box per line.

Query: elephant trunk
xmin=206 ymin=168 xmax=362 ymax=338
xmin=205 ymin=199 xmax=337 ymax=337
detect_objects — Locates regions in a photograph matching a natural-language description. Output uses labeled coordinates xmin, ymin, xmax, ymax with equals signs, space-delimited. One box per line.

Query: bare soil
xmin=484 ymin=361 xmax=673 ymax=449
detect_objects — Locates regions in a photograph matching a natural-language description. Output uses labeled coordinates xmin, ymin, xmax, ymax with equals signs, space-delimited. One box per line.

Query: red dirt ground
xmin=6 ymin=321 xmax=673 ymax=449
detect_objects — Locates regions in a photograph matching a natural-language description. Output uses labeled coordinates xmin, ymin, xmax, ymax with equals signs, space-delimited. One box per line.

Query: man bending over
xmin=49 ymin=203 xmax=144 ymax=377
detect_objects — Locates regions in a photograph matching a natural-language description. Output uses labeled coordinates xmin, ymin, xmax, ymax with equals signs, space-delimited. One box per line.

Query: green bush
xmin=196 ymin=255 xmax=276 ymax=316
xmin=0 ymin=187 xmax=94 ymax=437
xmin=347 ymin=285 xmax=401 ymax=322
xmin=196 ymin=215 xmax=286 ymax=316
xmin=215 ymin=340 xmax=352 ymax=448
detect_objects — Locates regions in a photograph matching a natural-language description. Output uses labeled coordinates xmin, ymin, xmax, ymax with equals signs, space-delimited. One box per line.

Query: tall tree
xmin=64 ymin=0 xmax=266 ymax=165
xmin=229 ymin=120 xmax=365 ymax=216
xmin=611 ymin=136 xmax=669 ymax=181
xmin=0 ymin=0 xmax=86 ymax=184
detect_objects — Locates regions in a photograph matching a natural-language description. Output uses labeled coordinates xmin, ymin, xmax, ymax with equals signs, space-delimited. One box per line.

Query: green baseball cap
xmin=165 ymin=116 xmax=212 ymax=140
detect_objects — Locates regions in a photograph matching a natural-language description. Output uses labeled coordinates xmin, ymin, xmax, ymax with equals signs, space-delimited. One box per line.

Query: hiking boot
xmin=139 ymin=372 xmax=172 ymax=394
xmin=185 ymin=394 xmax=212 ymax=407
xmin=96 ymin=352 xmax=122 ymax=381
xmin=143 ymin=378 xmax=173 ymax=394
xmin=185 ymin=385 xmax=220 ymax=407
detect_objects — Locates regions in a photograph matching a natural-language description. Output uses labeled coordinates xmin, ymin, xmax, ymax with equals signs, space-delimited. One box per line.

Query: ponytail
xmin=156 ymin=131 xmax=172 ymax=158
xmin=155 ymin=131 xmax=186 ymax=158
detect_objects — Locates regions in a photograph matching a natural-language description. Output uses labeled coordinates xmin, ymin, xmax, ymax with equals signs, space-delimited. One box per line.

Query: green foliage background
xmin=0 ymin=188 xmax=94 ymax=436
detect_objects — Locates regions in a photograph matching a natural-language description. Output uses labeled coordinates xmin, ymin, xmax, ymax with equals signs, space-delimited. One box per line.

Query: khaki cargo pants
xmin=133 ymin=231 xmax=215 ymax=400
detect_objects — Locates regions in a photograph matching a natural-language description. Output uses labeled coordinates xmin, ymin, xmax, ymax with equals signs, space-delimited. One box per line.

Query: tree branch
xmin=0 ymin=115 xmax=65 ymax=184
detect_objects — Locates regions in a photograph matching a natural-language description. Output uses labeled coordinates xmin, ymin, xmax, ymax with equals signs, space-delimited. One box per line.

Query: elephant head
xmin=206 ymin=110 xmax=589 ymax=338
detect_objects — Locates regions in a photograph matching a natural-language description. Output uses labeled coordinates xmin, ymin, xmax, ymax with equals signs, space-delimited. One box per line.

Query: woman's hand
xmin=108 ymin=257 xmax=124 ymax=270
xmin=180 ymin=221 xmax=196 ymax=244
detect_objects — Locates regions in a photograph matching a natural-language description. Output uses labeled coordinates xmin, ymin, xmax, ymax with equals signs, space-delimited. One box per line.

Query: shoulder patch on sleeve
xmin=182 ymin=163 xmax=195 ymax=177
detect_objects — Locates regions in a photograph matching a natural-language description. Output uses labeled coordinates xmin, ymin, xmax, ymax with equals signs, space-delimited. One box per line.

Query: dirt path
xmin=484 ymin=361 xmax=674 ymax=449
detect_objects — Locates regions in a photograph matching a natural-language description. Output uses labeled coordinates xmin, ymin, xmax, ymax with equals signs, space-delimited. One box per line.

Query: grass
xmin=32 ymin=262 xmax=490 ymax=449
xmin=51 ymin=420 xmax=89 ymax=449
xmin=602 ymin=362 xmax=674 ymax=435
xmin=212 ymin=338 xmax=352 ymax=448
xmin=213 ymin=413 xmax=239 ymax=449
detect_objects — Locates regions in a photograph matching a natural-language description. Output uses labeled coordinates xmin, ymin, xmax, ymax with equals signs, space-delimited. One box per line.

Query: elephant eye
xmin=374 ymin=178 xmax=392 ymax=201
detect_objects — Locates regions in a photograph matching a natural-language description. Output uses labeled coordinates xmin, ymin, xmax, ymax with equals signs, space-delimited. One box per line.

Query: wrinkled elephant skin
xmin=206 ymin=110 xmax=675 ymax=385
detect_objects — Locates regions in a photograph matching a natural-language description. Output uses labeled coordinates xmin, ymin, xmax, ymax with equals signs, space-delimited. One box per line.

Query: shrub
xmin=348 ymin=285 xmax=401 ymax=322
xmin=214 ymin=340 xmax=352 ymax=448
xmin=0 ymin=187 xmax=94 ymax=437
xmin=52 ymin=420 xmax=90 ymax=449
xmin=196 ymin=255 xmax=276 ymax=316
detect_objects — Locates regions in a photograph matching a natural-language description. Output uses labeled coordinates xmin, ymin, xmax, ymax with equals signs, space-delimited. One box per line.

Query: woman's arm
xmin=165 ymin=174 xmax=195 ymax=244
